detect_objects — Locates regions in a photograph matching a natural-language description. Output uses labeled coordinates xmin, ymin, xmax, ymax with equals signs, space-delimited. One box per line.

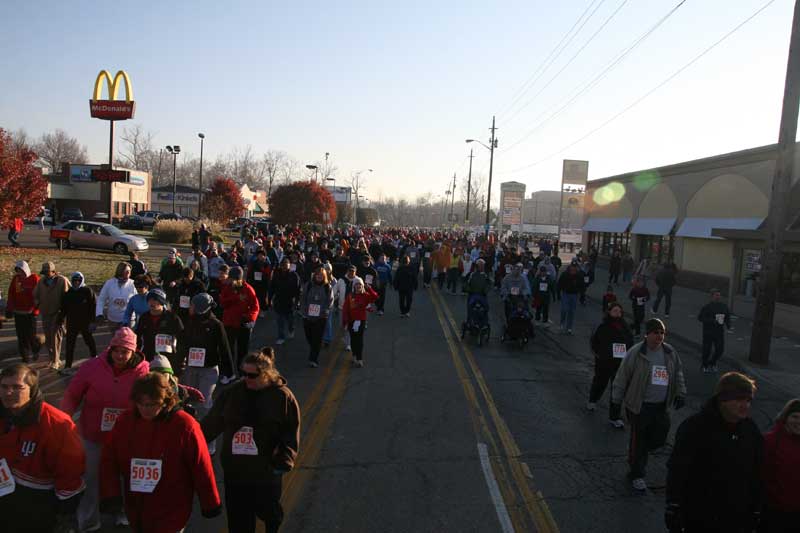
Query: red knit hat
xmin=110 ymin=327 xmax=138 ymax=352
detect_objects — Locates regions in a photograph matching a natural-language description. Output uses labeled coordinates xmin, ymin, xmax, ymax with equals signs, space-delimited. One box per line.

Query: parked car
xmin=230 ymin=217 xmax=251 ymax=231
xmin=61 ymin=207 xmax=84 ymax=222
xmin=24 ymin=209 xmax=52 ymax=225
xmin=120 ymin=215 xmax=144 ymax=230
xmin=136 ymin=210 xmax=162 ymax=226
xmin=157 ymin=212 xmax=183 ymax=221
xmin=92 ymin=212 xmax=110 ymax=222
xmin=49 ymin=220 xmax=148 ymax=254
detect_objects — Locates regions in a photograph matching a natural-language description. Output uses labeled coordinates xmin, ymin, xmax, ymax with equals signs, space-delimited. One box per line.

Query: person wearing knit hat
xmin=666 ymin=371 xmax=762 ymax=533
xmin=134 ymin=286 xmax=184 ymax=367
xmin=149 ymin=353 xmax=174 ymax=375
xmin=760 ymin=398 xmax=800 ymax=531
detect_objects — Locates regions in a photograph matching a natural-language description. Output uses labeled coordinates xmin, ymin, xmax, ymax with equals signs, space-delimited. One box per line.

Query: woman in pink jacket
xmin=61 ymin=327 xmax=150 ymax=531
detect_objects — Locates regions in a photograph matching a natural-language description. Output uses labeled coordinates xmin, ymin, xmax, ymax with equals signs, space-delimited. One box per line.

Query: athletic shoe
xmin=345 ymin=345 xmax=352 ymax=352
xmin=377 ymin=311 xmax=384 ymax=316
xmin=83 ymin=522 xmax=102 ymax=532
xmin=275 ymin=338 xmax=285 ymax=345
xmin=567 ymin=329 xmax=573 ymax=335
xmin=664 ymin=314 xmax=670 ymax=318
xmin=631 ymin=478 xmax=647 ymax=492
xmin=208 ymin=441 xmax=217 ymax=456
xmin=406 ymin=312 xmax=411 ymax=318
xmin=308 ymin=361 xmax=319 ymax=368
xmin=58 ymin=367 xmax=75 ymax=376
xmin=48 ymin=361 xmax=63 ymax=370
xmin=354 ymin=359 xmax=364 ymax=368
xmin=586 ymin=402 xmax=596 ymax=411
xmin=609 ymin=419 xmax=625 ymax=429
xmin=701 ymin=366 xmax=709 ymax=373
xmin=287 ymin=331 xmax=295 ymax=340
xmin=115 ymin=512 xmax=130 ymax=526
xmin=259 ymin=311 xmax=266 ymax=318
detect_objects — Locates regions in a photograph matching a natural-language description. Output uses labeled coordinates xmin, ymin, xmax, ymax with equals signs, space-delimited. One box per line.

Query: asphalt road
xmin=5 ymin=238 xmax=791 ymax=532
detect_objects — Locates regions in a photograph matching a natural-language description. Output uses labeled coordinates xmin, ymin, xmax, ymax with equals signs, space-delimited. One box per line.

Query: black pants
xmin=609 ymin=270 xmax=620 ymax=284
xmin=423 ymin=268 xmax=432 ymax=286
xmin=64 ymin=323 xmax=97 ymax=368
xmin=348 ymin=323 xmax=365 ymax=360
xmin=436 ymin=271 xmax=446 ymax=289
xmin=758 ymin=508 xmax=800 ymax=533
xmin=535 ymin=300 xmax=549 ymax=322
xmin=7 ymin=229 xmax=20 ymax=247
xmin=653 ymin=287 xmax=672 ymax=314
xmin=702 ymin=328 xmax=725 ymax=366
xmin=375 ymin=286 xmax=387 ymax=312
xmin=627 ymin=403 xmax=669 ymax=479
xmin=304 ymin=318 xmax=325 ymax=363
xmin=399 ymin=290 xmax=413 ymax=315
xmin=14 ymin=313 xmax=38 ymax=360
xmin=589 ymin=357 xmax=621 ymax=405
xmin=224 ymin=477 xmax=283 ymax=533
xmin=632 ymin=306 xmax=645 ymax=335
xmin=446 ymin=268 xmax=460 ymax=292
xmin=225 ymin=326 xmax=252 ymax=376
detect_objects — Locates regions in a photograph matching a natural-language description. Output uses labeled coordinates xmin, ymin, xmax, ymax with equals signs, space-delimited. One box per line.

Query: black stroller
xmin=501 ymin=296 xmax=534 ymax=348
xmin=461 ymin=294 xmax=491 ymax=346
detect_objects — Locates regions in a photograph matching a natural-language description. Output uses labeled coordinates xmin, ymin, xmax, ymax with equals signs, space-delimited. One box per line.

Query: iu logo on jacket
xmin=21 ymin=440 xmax=37 ymax=457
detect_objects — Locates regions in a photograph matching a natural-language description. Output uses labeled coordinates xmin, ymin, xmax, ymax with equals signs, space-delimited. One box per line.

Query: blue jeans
xmin=323 ymin=308 xmax=337 ymax=343
xmin=275 ymin=310 xmax=294 ymax=340
xmin=560 ymin=292 xmax=578 ymax=330
xmin=623 ymin=271 xmax=633 ymax=283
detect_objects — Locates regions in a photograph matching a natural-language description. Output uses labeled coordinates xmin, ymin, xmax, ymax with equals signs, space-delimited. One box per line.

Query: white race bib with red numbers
xmin=308 ymin=304 xmax=321 ymax=317
xmin=232 ymin=427 xmax=259 ymax=456
xmin=510 ymin=287 xmax=520 ymax=296
xmin=365 ymin=275 xmax=374 ymax=285
xmin=505 ymin=265 xmax=512 ymax=274
xmin=254 ymin=272 xmax=263 ymax=281
xmin=179 ymin=296 xmax=190 ymax=309
xmin=715 ymin=313 xmax=725 ymax=325
xmin=130 ymin=458 xmax=162 ymax=493
xmin=410 ymin=252 xmax=416 ymax=258
xmin=289 ymin=264 xmax=297 ymax=272
xmin=425 ymin=252 xmax=431 ymax=258
xmin=101 ymin=408 xmax=124 ymax=432
xmin=188 ymin=347 xmax=206 ymax=367
xmin=584 ymin=276 xmax=590 ymax=283
xmin=651 ymin=366 xmax=669 ymax=386
xmin=612 ymin=343 xmax=627 ymax=359
xmin=155 ymin=334 xmax=174 ymax=354
xmin=636 ymin=297 xmax=646 ymax=306
xmin=539 ymin=283 xmax=548 ymax=292
xmin=0 ymin=458 xmax=15 ymax=497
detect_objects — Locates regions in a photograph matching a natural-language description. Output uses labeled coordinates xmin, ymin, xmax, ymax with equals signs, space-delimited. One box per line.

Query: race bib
xmin=101 ymin=408 xmax=124 ymax=432
xmin=636 ymin=297 xmax=646 ymax=306
xmin=715 ymin=313 xmax=725 ymax=325
xmin=155 ymin=334 xmax=174 ymax=354
xmin=523 ymin=269 xmax=528 ymax=276
xmin=651 ymin=366 xmax=669 ymax=386
xmin=463 ymin=261 xmax=472 ymax=273
xmin=130 ymin=458 xmax=162 ymax=493
xmin=365 ymin=274 xmax=374 ymax=285
xmin=352 ymin=320 xmax=361 ymax=332
xmin=505 ymin=265 xmax=512 ymax=274
xmin=510 ymin=287 xmax=520 ymax=296
xmin=308 ymin=304 xmax=321 ymax=317
xmin=289 ymin=264 xmax=296 ymax=272
xmin=179 ymin=295 xmax=190 ymax=309
xmin=583 ymin=276 xmax=590 ymax=283
xmin=188 ymin=347 xmax=206 ymax=367
xmin=539 ymin=282 xmax=548 ymax=292
xmin=0 ymin=458 xmax=15 ymax=497
xmin=425 ymin=252 xmax=431 ymax=259
xmin=410 ymin=252 xmax=416 ymax=258
xmin=113 ymin=298 xmax=126 ymax=309
xmin=612 ymin=343 xmax=627 ymax=359
xmin=254 ymin=271 xmax=263 ymax=281
xmin=232 ymin=427 xmax=259 ymax=456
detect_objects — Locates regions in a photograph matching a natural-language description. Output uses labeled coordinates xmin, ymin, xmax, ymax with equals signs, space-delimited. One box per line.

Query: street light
xmin=305 ymin=164 xmax=319 ymax=183
xmin=165 ymin=145 xmax=181 ymax=214
xmin=466 ymin=115 xmax=498 ymax=238
xmin=352 ymin=169 xmax=373 ymax=225
xmin=198 ymin=133 xmax=205 ymax=217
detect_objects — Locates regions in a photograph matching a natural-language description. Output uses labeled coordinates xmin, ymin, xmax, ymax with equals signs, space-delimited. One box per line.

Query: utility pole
xmin=466 ymin=148 xmax=474 ymax=224
xmin=485 ymin=116 xmax=497 ymax=238
xmin=449 ymin=173 xmax=457 ymax=223
xmin=749 ymin=0 xmax=800 ymax=365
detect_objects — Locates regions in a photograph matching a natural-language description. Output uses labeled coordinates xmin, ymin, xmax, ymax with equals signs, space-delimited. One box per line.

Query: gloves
xmin=664 ymin=503 xmax=683 ymax=532
xmin=609 ymin=403 xmax=622 ymax=421
xmin=673 ymin=396 xmax=686 ymax=410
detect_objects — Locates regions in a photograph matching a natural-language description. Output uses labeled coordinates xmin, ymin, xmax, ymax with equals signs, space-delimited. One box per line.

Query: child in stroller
xmin=501 ymin=296 xmax=534 ymax=347
xmin=461 ymin=294 xmax=491 ymax=345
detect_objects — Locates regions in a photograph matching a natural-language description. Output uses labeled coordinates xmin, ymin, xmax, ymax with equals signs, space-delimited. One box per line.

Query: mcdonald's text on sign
xmin=89 ymin=69 xmax=135 ymax=120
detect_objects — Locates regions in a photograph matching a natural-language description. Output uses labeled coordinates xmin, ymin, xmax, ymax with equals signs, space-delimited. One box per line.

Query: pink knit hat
xmin=110 ymin=327 xmax=138 ymax=352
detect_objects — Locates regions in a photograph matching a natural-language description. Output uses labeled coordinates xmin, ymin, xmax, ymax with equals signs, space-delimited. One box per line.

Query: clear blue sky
xmin=1 ymin=0 xmax=793 ymax=206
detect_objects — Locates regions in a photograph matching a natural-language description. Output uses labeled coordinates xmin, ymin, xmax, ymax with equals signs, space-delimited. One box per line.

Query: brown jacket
xmin=33 ymin=275 xmax=69 ymax=316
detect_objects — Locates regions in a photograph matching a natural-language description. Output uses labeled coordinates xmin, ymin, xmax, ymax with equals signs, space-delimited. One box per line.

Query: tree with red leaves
xmin=269 ymin=181 xmax=336 ymax=225
xmin=0 ymin=128 xmax=48 ymax=228
xmin=202 ymin=177 xmax=246 ymax=222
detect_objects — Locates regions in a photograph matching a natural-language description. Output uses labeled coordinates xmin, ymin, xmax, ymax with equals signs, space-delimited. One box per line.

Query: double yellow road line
xmin=429 ymin=287 xmax=559 ymax=533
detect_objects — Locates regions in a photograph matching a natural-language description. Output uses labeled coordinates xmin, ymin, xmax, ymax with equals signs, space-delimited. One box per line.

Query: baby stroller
xmin=461 ymin=294 xmax=491 ymax=346
xmin=501 ymin=296 xmax=534 ymax=348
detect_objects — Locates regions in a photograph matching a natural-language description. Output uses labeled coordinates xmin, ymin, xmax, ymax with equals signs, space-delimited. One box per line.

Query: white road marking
xmin=477 ymin=442 xmax=515 ymax=533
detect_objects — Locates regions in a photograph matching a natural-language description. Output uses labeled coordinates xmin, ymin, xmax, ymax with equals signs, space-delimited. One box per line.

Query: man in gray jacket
xmin=611 ymin=318 xmax=687 ymax=493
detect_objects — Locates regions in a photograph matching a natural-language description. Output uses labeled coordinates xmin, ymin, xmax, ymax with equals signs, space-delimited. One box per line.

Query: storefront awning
xmin=675 ymin=217 xmax=764 ymax=239
xmin=630 ymin=217 xmax=676 ymax=236
xmin=582 ymin=217 xmax=631 ymax=233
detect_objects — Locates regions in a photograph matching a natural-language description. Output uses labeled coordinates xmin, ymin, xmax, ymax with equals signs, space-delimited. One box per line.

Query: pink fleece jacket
xmin=60 ymin=349 xmax=150 ymax=443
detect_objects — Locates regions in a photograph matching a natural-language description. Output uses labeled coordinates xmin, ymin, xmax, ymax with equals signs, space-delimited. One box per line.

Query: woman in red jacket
xmin=220 ymin=266 xmax=260 ymax=376
xmin=760 ymin=398 xmax=800 ymax=533
xmin=6 ymin=260 xmax=41 ymax=362
xmin=100 ymin=372 xmax=221 ymax=533
xmin=342 ymin=277 xmax=378 ymax=368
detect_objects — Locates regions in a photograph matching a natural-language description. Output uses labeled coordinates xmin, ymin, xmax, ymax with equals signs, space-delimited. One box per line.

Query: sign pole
xmin=108 ymin=120 xmax=114 ymax=224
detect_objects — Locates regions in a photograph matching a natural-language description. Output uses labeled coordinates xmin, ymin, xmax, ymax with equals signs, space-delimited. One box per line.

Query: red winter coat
xmin=762 ymin=421 xmax=800 ymax=513
xmin=7 ymin=273 xmax=40 ymax=315
xmin=100 ymin=409 xmax=221 ymax=533
xmin=342 ymin=286 xmax=378 ymax=326
xmin=219 ymin=282 xmax=260 ymax=328
xmin=60 ymin=350 xmax=150 ymax=444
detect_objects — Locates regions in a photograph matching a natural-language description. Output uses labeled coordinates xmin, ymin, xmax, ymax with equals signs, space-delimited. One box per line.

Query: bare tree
xmin=261 ymin=150 xmax=286 ymax=201
xmin=34 ymin=129 xmax=88 ymax=172
xmin=278 ymin=157 xmax=300 ymax=186
xmin=116 ymin=124 xmax=157 ymax=172
xmin=8 ymin=129 xmax=31 ymax=152
xmin=228 ymin=146 xmax=262 ymax=187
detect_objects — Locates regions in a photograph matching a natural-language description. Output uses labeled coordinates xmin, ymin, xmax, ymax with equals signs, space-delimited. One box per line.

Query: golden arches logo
xmin=89 ymin=69 xmax=135 ymax=120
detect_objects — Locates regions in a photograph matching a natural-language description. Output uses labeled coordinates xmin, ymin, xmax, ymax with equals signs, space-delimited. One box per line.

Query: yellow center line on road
xmin=431 ymin=287 xmax=560 ymax=533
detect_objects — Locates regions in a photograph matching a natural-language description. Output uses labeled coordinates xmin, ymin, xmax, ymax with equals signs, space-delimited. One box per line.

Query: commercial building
xmin=151 ymin=185 xmax=200 ymax=217
xmin=48 ymin=164 xmax=151 ymax=223
xmin=240 ymin=183 xmax=269 ymax=218
xmin=581 ymin=143 xmax=800 ymax=306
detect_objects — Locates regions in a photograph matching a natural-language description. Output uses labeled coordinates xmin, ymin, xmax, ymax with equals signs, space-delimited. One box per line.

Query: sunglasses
xmin=242 ymin=371 xmax=262 ymax=379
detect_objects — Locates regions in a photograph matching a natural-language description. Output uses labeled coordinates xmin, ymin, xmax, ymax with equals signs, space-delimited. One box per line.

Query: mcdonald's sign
xmin=89 ymin=70 xmax=135 ymax=120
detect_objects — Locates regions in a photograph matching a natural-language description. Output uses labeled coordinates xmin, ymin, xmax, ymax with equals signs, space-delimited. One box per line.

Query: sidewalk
xmin=587 ymin=266 xmax=800 ymax=397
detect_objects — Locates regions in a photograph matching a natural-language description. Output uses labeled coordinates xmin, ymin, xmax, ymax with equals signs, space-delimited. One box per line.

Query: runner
xmin=59 ymin=271 xmax=98 ymax=375
xmin=6 ymin=260 xmax=41 ymax=362
xmin=500 ymin=263 xmax=531 ymax=321
xmin=698 ymin=288 xmax=733 ymax=373
xmin=532 ymin=265 xmax=552 ymax=326
xmin=246 ymin=248 xmax=271 ymax=318
xmin=373 ymin=253 xmax=392 ymax=316
xmin=61 ymin=327 xmax=149 ymax=530
xmin=0 ymin=363 xmax=86 ymax=532
xmin=173 ymin=267 xmax=206 ymax=323
xmin=342 ymin=277 xmax=379 ymax=368
xmin=123 ymin=274 xmax=154 ymax=329
xmin=220 ymin=266 xmax=259 ymax=371
xmin=628 ymin=277 xmax=650 ymax=338
xmin=95 ymin=262 xmax=136 ymax=330
xmin=393 ymin=255 xmax=418 ymax=318
xmin=269 ymin=258 xmax=300 ymax=346
xmin=611 ymin=318 xmax=687 ymax=493
xmin=100 ymin=372 xmax=221 ymax=532
xmin=334 ymin=265 xmax=358 ymax=347
xmin=134 ymin=288 xmax=184 ymax=370
xmin=587 ymin=302 xmax=634 ymax=425
xmin=301 ymin=267 xmax=334 ymax=368
xmin=33 ymin=261 xmax=69 ymax=370
xmin=201 ymin=348 xmax=301 ymax=533
xmin=652 ymin=262 xmax=678 ymax=317
xmin=557 ymin=262 xmax=584 ymax=335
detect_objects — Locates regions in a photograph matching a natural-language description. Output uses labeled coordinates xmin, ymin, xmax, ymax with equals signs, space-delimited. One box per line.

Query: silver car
xmin=50 ymin=220 xmax=149 ymax=254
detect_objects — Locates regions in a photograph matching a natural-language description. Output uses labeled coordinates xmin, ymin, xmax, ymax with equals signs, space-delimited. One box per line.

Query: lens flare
xmin=593 ymin=181 xmax=626 ymax=206
xmin=633 ymin=171 xmax=661 ymax=192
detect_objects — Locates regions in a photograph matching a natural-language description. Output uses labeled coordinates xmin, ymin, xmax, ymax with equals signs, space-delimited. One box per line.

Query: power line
xmin=503 ymin=0 xmax=631 ymax=128
xmin=502 ymin=0 xmax=687 ymax=152
xmin=499 ymin=0 xmax=777 ymax=178
xmin=497 ymin=0 xmax=606 ymax=120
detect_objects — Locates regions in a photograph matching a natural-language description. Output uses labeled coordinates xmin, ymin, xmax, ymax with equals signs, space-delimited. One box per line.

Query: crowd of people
xmin=0 ymin=221 xmax=797 ymax=532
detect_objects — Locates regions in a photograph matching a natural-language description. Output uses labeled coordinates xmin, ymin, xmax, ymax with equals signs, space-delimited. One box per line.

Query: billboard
xmin=325 ymin=186 xmax=351 ymax=203
xmin=501 ymin=190 xmax=524 ymax=226
xmin=562 ymin=159 xmax=588 ymax=187
xmin=70 ymin=165 xmax=94 ymax=183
